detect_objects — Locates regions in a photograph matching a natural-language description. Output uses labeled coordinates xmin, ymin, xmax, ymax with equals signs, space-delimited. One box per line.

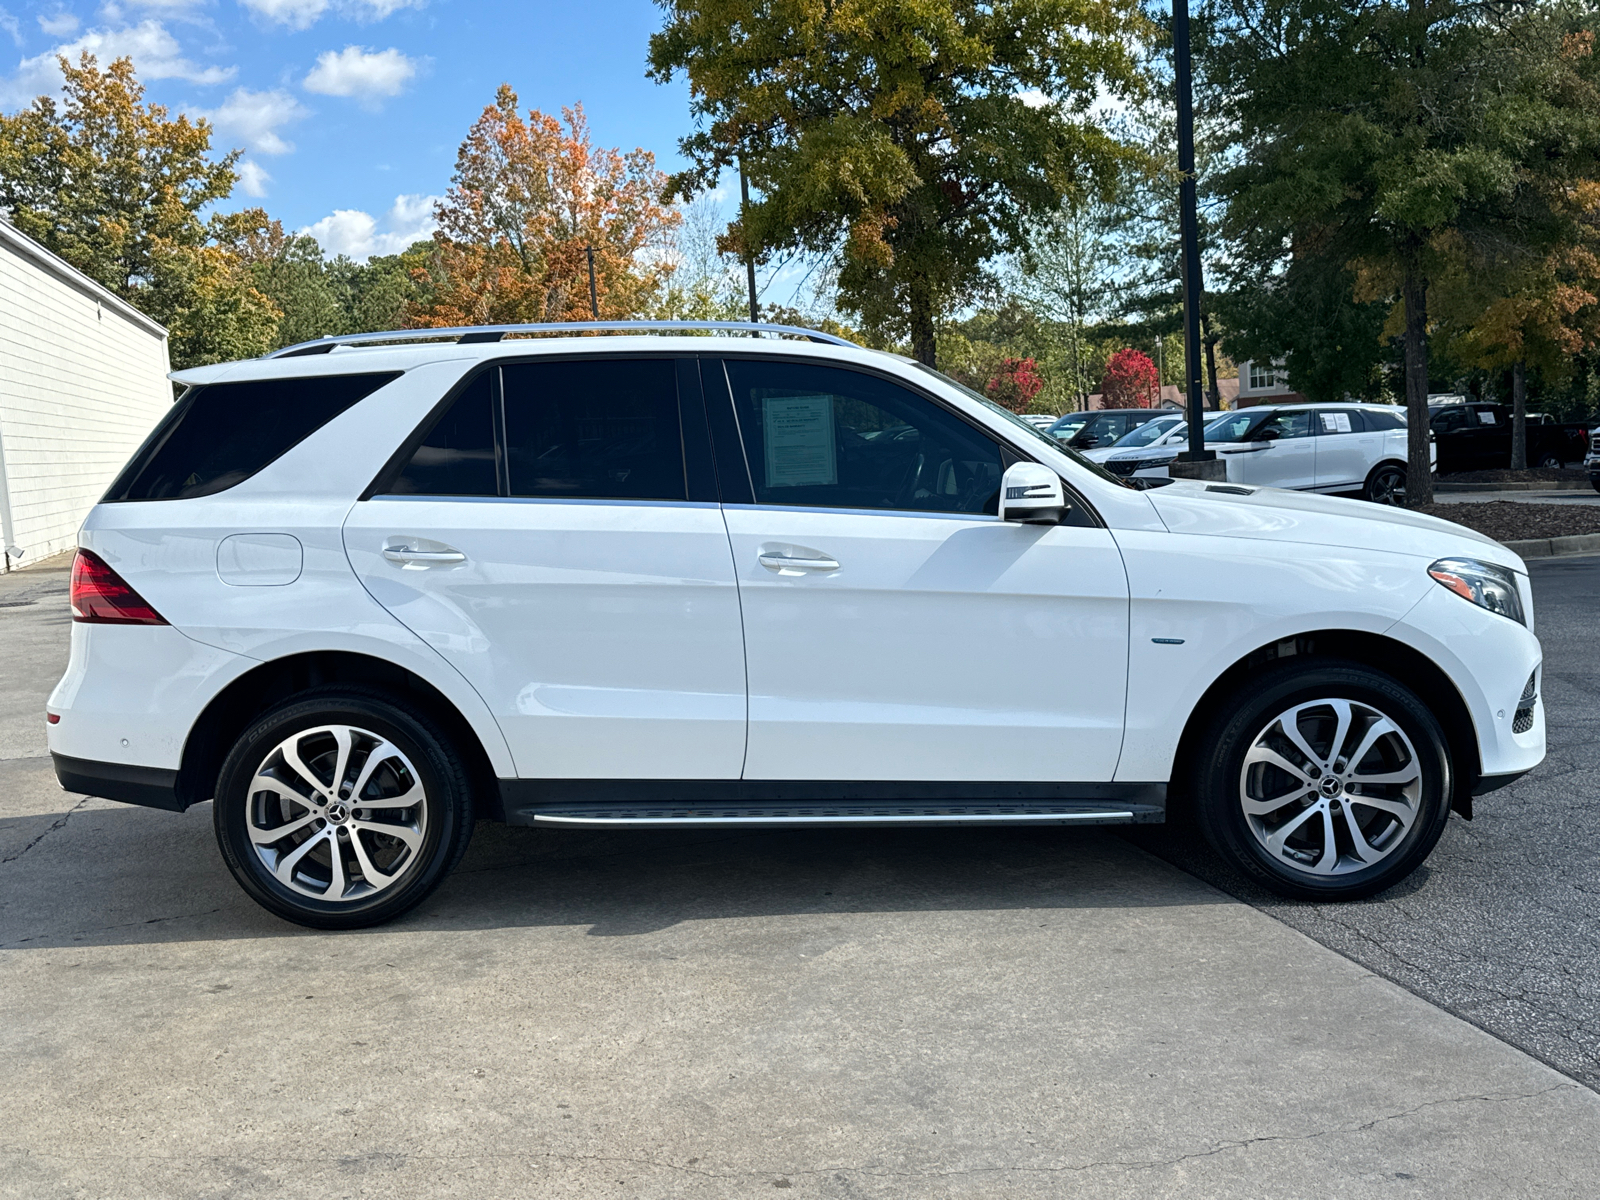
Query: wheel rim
xmin=246 ymin=725 xmax=429 ymax=902
xmin=1370 ymin=469 xmax=1405 ymax=505
xmin=1238 ymin=698 xmax=1422 ymax=878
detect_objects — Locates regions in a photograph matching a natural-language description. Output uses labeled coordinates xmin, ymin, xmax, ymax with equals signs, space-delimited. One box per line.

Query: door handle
xmin=383 ymin=542 xmax=467 ymax=566
xmin=758 ymin=552 xmax=840 ymax=572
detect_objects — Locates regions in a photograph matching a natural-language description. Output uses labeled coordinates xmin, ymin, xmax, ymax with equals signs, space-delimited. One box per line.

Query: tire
xmin=1536 ymin=452 xmax=1563 ymax=470
xmin=1363 ymin=462 xmax=1407 ymax=506
xmin=1191 ymin=659 xmax=1452 ymax=902
xmin=214 ymin=687 xmax=475 ymax=929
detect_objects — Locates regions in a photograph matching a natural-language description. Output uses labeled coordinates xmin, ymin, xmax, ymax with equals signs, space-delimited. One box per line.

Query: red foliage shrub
xmin=986 ymin=356 xmax=1044 ymax=413
xmin=1100 ymin=348 xmax=1158 ymax=409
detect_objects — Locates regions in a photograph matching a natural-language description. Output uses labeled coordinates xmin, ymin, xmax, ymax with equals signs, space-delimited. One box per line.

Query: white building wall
xmin=0 ymin=223 xmax=172 ymax=569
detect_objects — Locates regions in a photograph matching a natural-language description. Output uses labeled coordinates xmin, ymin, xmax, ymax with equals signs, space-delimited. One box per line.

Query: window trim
xmin=705 ymin=353 xmax=1104 ymax=528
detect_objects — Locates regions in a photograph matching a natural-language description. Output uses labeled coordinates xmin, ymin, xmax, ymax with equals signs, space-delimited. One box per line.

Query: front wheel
xmin=214 ymin=689 xmax=475 ymax=929
xmin=1192 ymin=660 xmax=1452 ymax=901
xmin=1363 ymin=463 xmax=1407 ymax=506
xmin=1536 ymin=452 xmax=1563 ymax=470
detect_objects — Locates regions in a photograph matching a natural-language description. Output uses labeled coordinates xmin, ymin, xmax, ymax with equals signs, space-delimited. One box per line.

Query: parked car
xmin=1045 ymin=408 xmax=1168 ymax=450
xmin=1586 ymin=436 xmax=1599 ymax=493
xmin=51 ymin=322 xmax=1543 ymax=928
xmin=1081 ymin=413 xmax=1187 ymax=463
xmin=1428 ymin=403 xmax=1589 ymax=474
xmin=1093 ymin=414 xmax=1228 ymax=480
xmin=1022 ymin=413 xmax=1059 ymax=429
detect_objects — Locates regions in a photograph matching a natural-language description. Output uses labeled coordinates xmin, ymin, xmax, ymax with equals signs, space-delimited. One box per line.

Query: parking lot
xmin=3 ymin=554 xmax=1598 ymax=1198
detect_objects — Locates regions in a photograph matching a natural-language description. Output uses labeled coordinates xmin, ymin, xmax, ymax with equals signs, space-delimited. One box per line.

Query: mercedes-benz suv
xmin=49 ymin=322 xmax=1545 ymax=927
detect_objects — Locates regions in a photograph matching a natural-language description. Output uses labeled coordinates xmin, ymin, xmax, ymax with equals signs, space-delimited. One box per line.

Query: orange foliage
xmin=408 ymin=89 xmax=679 ymax=328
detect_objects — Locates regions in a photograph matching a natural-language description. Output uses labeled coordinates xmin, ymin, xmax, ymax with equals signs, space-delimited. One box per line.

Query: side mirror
xmin=999 ymin=462 xmax=1066 ymax=525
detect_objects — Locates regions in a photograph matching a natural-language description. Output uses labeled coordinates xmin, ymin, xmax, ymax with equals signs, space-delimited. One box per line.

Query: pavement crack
xmin=1 ymin=797 xmax=88 ymax=864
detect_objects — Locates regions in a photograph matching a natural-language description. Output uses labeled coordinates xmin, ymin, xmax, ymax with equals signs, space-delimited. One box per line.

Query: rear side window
xmin=388 ymin=372 xmax=497 ymax=497
xmin=1362 ymin=408 xmax=1406 ymax=431
xmin=501 ymin=359 xmax=686 ymax=501
xmin=104 ymin=372 xmax=398 ymax=502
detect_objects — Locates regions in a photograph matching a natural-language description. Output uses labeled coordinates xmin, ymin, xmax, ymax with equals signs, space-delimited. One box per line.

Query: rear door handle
xmin=383 ymin=540 xmax=467 ymax=566
xmin=758 ymin=553 xmax=840 ymax=572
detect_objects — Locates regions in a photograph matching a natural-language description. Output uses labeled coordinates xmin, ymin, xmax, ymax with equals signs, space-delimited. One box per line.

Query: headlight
xmin=1427 ymin=558 xmax=1526 ymax=625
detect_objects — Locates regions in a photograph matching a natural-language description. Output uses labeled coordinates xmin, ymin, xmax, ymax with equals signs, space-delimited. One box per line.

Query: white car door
xmin=709 ymin=357 xmax=1130 ymax=783
xmin=1224 ymin=409 xmax=1318 ymax=489
xmin=1313 ymin=408 xmax=1382 ymax=491
xmin=342 ymin=357 xmax=747 ymax=780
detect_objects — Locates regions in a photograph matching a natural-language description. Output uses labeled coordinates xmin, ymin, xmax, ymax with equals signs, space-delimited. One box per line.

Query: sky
xmin=0 ymin=0 xmax=709 ymax=259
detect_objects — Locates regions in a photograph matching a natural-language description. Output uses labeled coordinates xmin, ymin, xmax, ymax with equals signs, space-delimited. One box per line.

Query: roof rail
xmin=269 ymin=320 xmax=857 ymax=358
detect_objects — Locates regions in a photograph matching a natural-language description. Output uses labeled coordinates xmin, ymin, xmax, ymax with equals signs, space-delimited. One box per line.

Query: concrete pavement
xmin=3 ymin=556 xmax=1598 ymax=1199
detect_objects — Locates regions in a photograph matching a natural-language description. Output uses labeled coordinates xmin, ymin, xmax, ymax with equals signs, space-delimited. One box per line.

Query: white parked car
xmin=1081 ymin=413 xmax=1187 ymax=464
xmin=1091 ymin=414 xmax=1227 ymax=478
xmin=1206 ymin=403 xmax=1427 ymax=504
xmin=50 ymin=322 xmax=1543 ymax=928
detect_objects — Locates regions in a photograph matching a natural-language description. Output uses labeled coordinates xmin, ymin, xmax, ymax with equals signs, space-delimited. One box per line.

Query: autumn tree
xmin=648 ymin=0 xmax=1149 ymax=367
xmin=1100 ymin=347 xmax=1158 ymax=408
xmin=0 ymin=54 xmax=279 ymax=365
xmin=411 ymin=91 xmax=679 ymax=328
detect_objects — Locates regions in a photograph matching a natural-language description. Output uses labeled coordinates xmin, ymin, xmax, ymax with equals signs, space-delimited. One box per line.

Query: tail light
xmin=70 ymin=550 xmax=167 ymax=625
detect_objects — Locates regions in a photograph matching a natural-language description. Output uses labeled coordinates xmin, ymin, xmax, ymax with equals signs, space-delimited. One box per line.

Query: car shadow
xmin=0 ymin=802 xmax=1232 ymax=950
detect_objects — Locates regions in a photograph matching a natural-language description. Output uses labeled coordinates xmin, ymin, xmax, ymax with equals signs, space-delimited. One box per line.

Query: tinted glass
xmin=1257 ymin=410 xmax=1314 ymax=440
xmin=1048 ymin=413 xmax=1090 ymax=437
xmin=1205 ymin=411 xmax=1264 ymax=443
xmin=724 ymin=360 xmax=1004 ymax=514
xmin=1315 ymin=409 xmax=1361 ymax=435
xmin=1432 ymin=408 xmax=1467 ymax=433
xmin=1360 ymin=408 xmax=1404 ymax=431
xmin=502 ymin=359 xmax=686 ymax=500
xmin=1116 ymin=417 xmax=1183 ymax=448
xmin=105 ymin=372 xmax=398 ymax=502
xmin=388 ymin=372 xmax=496 ymax=496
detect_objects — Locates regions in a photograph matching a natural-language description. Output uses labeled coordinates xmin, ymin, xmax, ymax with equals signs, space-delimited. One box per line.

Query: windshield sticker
xmin=763 ymin=393 xmax=838 ymax=487
xmin=1478 ymin=410 xmax=1497 ymax=424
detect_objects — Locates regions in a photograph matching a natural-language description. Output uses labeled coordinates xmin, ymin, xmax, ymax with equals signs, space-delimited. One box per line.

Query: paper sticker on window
xmin=1478 ymin=410 xmax=1497 ymax=424
xmin=1320 ymin=412 xmax=1352 ymax=433
xmin=763 ymin=393 xmax=837 ymax=487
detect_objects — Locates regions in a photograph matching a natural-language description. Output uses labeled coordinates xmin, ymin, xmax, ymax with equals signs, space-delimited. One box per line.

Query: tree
xmin=1205 ymin=0 xmax=1600 ymax=504
xmin=647 ymin=0 xmax=1149 ymax=367
xmin=0 ymin=54 xmax=278 ymax=365
xmin=986 ymin=356 xmax=1044 ymax=413
xmin=1100 ymin=347 xmax=1158 ymax=408
xmin=410 ymin=90 xmax=679 ymax=327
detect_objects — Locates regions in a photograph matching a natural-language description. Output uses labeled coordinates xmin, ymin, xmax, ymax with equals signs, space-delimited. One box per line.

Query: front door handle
xmin=758 ymin=552 xmax=840 ymax=573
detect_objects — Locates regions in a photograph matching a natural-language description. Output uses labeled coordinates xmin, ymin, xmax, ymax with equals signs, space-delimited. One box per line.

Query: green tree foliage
xmin=1203 ymin=0 xmax=1600 ymax=502
xmin=648 ymin=0 xmax=1150 ymax=366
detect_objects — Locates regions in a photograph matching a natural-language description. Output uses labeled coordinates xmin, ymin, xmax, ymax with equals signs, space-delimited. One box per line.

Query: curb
xmin=1502 ymin=533 xmax=1600 ymax=559
xmin=1437 ymin=480 xmax=1593 ymax=492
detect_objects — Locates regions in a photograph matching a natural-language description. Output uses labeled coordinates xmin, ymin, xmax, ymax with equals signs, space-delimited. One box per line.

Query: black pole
xmin=739 ymin=161 xmax=759 ymax=328
xmin=585 ymin=245 xmax=599 ymax=319
xmin=1174 ymin=0 xmax=1212 ymax=462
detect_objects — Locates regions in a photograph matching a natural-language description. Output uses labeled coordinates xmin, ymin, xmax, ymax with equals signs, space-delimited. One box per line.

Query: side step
xmin=517 ymin=803 xmax=1152 ymax=829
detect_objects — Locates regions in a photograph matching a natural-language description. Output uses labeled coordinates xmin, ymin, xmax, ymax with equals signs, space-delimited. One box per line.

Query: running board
xmin=517 ymin=803 xmax=1154 ymax=829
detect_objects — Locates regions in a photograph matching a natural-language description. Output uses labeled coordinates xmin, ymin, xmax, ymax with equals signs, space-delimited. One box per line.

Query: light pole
xmin=1172 ymin=0 xmax=1217 ymax=473
xmin=585 ymin=245 xmax=599 ymax=320
xmin=739 ymin=160 xmax=759 ymax=328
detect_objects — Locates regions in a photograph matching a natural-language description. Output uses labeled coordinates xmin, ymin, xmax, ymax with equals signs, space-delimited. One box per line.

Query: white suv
xmin=1206 ymin=403 xmax=1426 ymax=504
xmin=49 ymin=323 xmax=1544 ymax=928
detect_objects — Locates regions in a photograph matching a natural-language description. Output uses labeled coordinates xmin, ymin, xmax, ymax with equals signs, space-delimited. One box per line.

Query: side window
xmin=1257 ymin=410 xmax=1314 ymax=440
xmin=1363 ymin=408 xmax=1405 ymax=431
xmin=387 ymin=371 xmax=497 ymax=496
xmin=501 ymin=359 xmax=686 ymax=501
xmin=1316 ymin=409 xmax=1358 ymax=435
xmin=105 ymin=372 xmax=399 ymax=502
xmin=1433 ymin=409 xmax=1466 ymax=434
xmin=723 ymin=360 xmax=1005 ymax=515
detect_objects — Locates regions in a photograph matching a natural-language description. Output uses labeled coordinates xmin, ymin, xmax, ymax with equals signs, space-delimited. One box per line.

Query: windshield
xmin=1204 ymin=411 xmax=1265 ymax=443
xmin=1113 ymin=417 xmax=1183 ymax=449
xmin=907 ymin=364 xmax=1131 ymax=488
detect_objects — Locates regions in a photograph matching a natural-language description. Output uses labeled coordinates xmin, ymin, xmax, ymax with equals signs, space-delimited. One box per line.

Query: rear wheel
xmin=1363 ymin=463 xmax=1407 ymax=505
xmin=1536 ymin=452 xmax=1563 ymax=470
xmin=1192 ymin=660 xmax=1452 ymax=901
xmin=214 ymin=689 xmax=475 ymax=929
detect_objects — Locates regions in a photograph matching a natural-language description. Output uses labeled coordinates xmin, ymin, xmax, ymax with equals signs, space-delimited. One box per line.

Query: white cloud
xmin=240 ymin=0 xmax=423 ymax=31
xmin=0 ymin=9 xmax=21 ymax=47
xmin=1016 ymin=89 xmax=1052 ymax=109
xmin=303 ymin=44 xmax=416 ymax=107
xmin=0 ymin=20 xmax=233 ymax=106
xmin=37 ymin=11 xmax=81 ymax=36
xmin=202 ymin=86 xmax=308 ymax=155
xmin=236 ymin=159 xmax=270 ymax=196
xmin=300 ymin=192 xmax=437 ymax=259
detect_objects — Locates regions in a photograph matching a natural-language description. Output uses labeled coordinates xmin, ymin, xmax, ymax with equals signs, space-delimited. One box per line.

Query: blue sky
xmin=0 ymin=0 xmax=709 ymax=259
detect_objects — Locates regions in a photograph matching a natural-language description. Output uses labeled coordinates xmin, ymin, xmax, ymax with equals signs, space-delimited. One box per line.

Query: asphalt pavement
xmin=2 ymin=551 xmax=1598 ymax=1198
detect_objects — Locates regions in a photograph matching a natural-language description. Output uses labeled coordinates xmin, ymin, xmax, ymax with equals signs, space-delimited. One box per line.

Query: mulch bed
xmin=1440 ymin=467 xmax=1588 ymax=483
xmin=1411 ymin=501 xmax=1600 ymax=543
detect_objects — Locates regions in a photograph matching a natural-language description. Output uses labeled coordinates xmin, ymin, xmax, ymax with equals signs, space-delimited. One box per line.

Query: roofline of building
xmin=0 ymin=218 xmax=168 ymax=341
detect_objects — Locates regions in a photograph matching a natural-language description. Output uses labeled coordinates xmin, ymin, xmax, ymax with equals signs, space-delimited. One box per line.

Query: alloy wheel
xmin=1237 ymin=698 xmax=1422 ymax=878
xmin=246 ymin=724 xmax=429 ymax=902
xmin=1368 ymin=467 xmax=1406 ymax=505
